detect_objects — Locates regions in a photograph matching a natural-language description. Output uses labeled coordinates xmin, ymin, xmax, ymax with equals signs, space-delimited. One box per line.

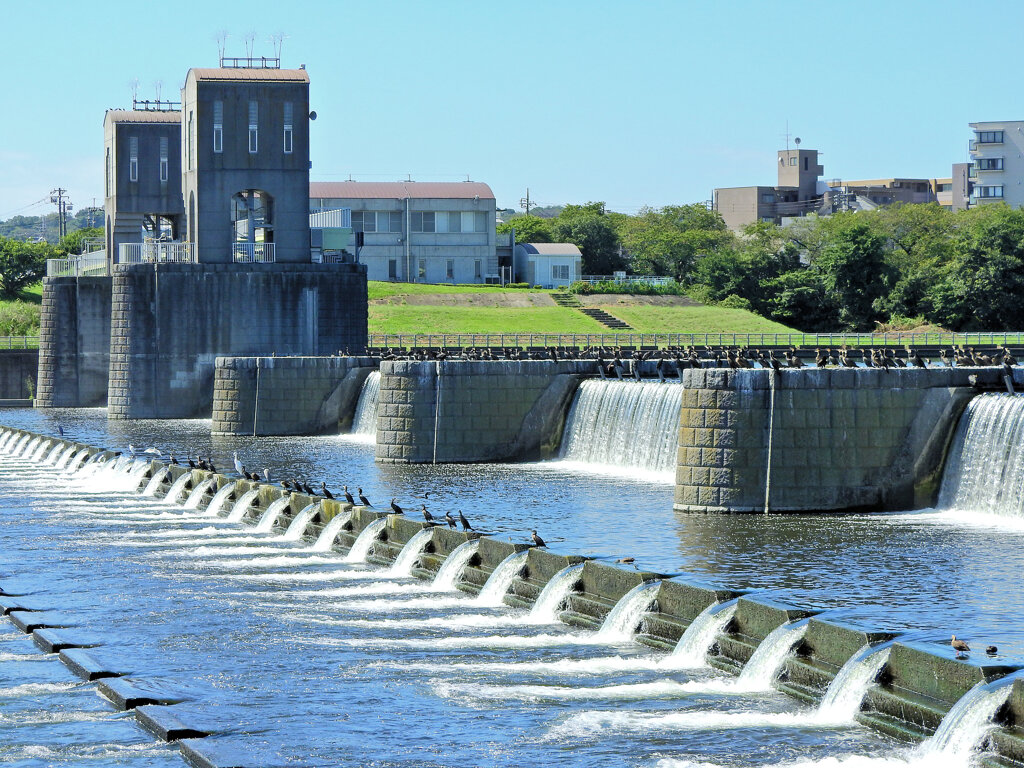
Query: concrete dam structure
xmin=3 ymin=424 xmax=1024 ymax=768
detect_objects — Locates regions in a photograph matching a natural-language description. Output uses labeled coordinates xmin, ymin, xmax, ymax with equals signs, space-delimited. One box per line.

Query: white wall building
xmin=514 ymin=242 xmax=581 ymax=288
xmin=309 ymin=181 xmax=497 ymax=283
xmin=969 ymin=121 xmax=1024 ymax=208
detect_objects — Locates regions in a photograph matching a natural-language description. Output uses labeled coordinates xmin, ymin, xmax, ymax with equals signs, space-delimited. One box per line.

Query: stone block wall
xmin=211 ymin=355 xmax=376 ymax=435
xmin=675 ymin=367 xmax=988 ymax=513
xmin=107 ymin=262 xmax=367 ymax=420
xmin=375 ymin=359 xmax=592 ymax=463
xmin=36 ymin=276 xmax=112 ymax=407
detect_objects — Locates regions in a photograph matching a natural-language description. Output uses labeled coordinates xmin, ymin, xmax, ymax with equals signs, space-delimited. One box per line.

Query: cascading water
xmin=475 ymin=551 xmax=528 ymax=606
xmin=225 ymin=489 xmax=261 ymax=523
xmin=558 ymin=380 xmax=683 ymax=479
xmin=918 ymin=680 xmax=1014 ymax=760
xmin=19 ymin=435 xmax=40 ymax=457
xmin=163 ymin=473 xmax=194 ymax=505
xmin=254 ymin=497 xmax=294 ymax=533
xmin=0 ymin=430 xmax=15 ymax=451
xmin=54 ymin=444 xmax=78 ymax=469
xmin=594 ymin=581 xmax=660 ymax=642
xmin=142 ymin=467 xmax=171 ymax=497
xmin=431 ymin=540 xmax=479 ymax=591
xmin=312 ymin=511 xmax=353 ymax=551
xmin=350 ymin=371 xmax=380 ymax=439
xmin=816 ymin=645 xmax=891 ymax=722
xmin=282 ymin=504 xmax=320 ymax=541
xmin=65 ymin=448 xmax=90 ymax=473
xmin=939 ymin=394 xmax=1024 ymax=517
xmin=529 ymin=564 xmax=585 ymax=623
xmin=43 ymin=442 xmax=63 ymax=464
xmin=670 ymin=600 xmax=738 ymax=668
xmin=184 ymin=477 xmax=219 ymax=509
xmin=386 ymin=528 xmax=435 ymax=576
xmin=206 ymin=482 xmax=238 ymax=516
xmin=736 ymin=622 xmax=808 ymax=688
xmin=30 ymin=439 xmax=52 ymax=462
xmin=344 ymin=518 xmax=388 ymax=563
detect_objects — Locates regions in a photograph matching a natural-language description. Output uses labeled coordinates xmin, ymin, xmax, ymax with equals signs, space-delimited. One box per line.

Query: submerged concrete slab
xmin=135 ymin=705 xmax=210 ymax=742
xmin=98 ymin=678 xmax=187 ymax=710
xmin=0 ymin=597 xmax=41 ymax=615
xmin=58 ymin=648 xmax=130 ymax=681
xmin=7 ymin=610 xmax=72 ymax=633
xmin=179 ymin=738 xmax=256 ymax=768
xmin=32 ymin=628 xmax=101 ymax=653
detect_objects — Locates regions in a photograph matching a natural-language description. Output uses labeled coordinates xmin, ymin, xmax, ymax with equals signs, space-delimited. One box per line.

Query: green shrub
xmin=569 ymin=279 xmax=683 ymax=296
xmin=719 ymin=294 xmax=753 ymax=311
xmin=0 ymin=301 xmax=41 ymax=336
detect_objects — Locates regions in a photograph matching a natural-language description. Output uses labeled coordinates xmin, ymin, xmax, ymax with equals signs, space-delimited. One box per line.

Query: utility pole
xmin=49 ymin=188 xmax=72 ymax=241
xmin=519 ymin=188 xmax=531 ymax=216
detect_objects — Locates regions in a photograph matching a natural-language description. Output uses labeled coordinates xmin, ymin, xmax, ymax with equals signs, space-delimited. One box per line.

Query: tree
xmin=0 ymin=237 xmax=54 ymax=298
xmin=617 ymin=204 xmax=732 ymax=281
xmin=550 ymin=202 xmax=623 ymax=274
xmin=812 ymin=217 xmax=892 ymax=330
xmin=59 ymin=226 xmax=104 ymax=256
xmin=496 ymin=215 xmax=552 ymax=244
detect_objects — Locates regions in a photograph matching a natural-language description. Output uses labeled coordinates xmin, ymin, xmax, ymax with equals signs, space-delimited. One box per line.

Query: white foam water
xmin=225 ymin=488 xmax=261 ymax=522
xmin=815 ymin=645 xmax=890 ymax=723
xmin=282 ymin=503 xmax=319 ymax=540
xmin=595 ymin=580 xmax=660 ymax=642
xmin=735 ymin=621 xmax=808 ymax=689
xmin=474 ymin=551 xmax=528 ymax=607
xmin=344 ymin=518 xmax=388 ymax=563
xmin=670 ymin=600 xmax=738 ymax=668
xmin=205 ymin=482 xmax=238 ymax=516
xmin=254 ymin=497 xmax=294 ymax=533
xmin=183 ymin=477 xmax=219 ymax=509
xmin=528 ymin=563 xmax=584 ymax=623
xmin=141 ymin=467 xmax=170 ymax=497
xmin=386 ymin=528 xmax=434 ymax=576
xmin=431 ymin=539 xmax=479 ymax=591
xmin=350 ymin=371 xmax=380 ymax=438
xmin=162 ymin=473 xmax=193 ymax=505
xmin=65 ymin=448 xmax=90 ymax=472
xmin=311 ymin=510 xmax=352 ymax=551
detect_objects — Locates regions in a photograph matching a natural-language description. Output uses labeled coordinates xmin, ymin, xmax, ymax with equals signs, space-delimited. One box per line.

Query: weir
xmin=350 ymin=370 xmax=380 ymax=439
xmin=7 ymin=423 xmax=1024 ymax=768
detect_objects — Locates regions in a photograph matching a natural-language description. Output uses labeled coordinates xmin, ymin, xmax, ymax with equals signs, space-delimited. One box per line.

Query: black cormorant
xmin=421 ymin=504 xmax=433 ymax=522
xmin=390 ymin=498 xmax=404 ymax=515
xmin=458 ymin=510 xmax=472 ymax=531
xmin=531 ymin=530 xmax=546 ymax=547
xmin=321 ymin=483 xmax=335 ymax=500
xmin=343 ymin=486 xmax=356 ymax=505
xmin=358 ymin=488 xmax=371 ymax=507
xmin=445 ymin=511 xmax=457 ymax=529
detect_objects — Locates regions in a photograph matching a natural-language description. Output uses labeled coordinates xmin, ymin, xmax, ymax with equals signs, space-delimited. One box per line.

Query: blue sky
xmin=0 ymin=1 xmax=1014 ymax=220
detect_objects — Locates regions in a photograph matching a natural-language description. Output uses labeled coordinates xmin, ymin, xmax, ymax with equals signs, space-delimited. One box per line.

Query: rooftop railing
xmin=46 ymin=252 xmax=109 ymax=277
xmin=577 ymin=275 xmax=675 ymax=286
xmin=117 ymin=242 xmax=196 ymax=264
xmin=0 ymin=336 xmax=39 ymax=349
xmin=232 ymin=242 xmax=276 ymax=263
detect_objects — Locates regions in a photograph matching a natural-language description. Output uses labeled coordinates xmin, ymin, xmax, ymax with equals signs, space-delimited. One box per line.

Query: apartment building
xmin=968 ymin=121 xmax=1024 ymax=208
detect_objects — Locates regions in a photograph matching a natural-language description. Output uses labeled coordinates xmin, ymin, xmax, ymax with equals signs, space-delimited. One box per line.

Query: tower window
xmin=129 ymin=136 xmax=138 ymax=182
xmin=283 ymin=102 xmax=293 ymax=154
xmin=213 ymin=100 xmax=223 ymax=154
xmin=248 ymin=101 xmax=258 ymax=154
xmin=159 ymin=136 xmax=168 ymax=182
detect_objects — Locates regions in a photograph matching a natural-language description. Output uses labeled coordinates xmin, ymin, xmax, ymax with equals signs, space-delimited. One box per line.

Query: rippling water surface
xmin=0 ymin=406 xmax=1020 ymax=766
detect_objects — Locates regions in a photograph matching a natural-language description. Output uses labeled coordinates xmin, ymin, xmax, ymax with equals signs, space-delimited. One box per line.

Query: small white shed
xmin=513 ymin=242 xmax=582 ymax=288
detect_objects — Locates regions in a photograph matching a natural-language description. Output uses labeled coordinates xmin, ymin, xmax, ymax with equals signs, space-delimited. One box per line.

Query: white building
xmin=514 ymin=242 xmax=581 ymax=288
xmin=309 ymin=181 xmax=498 ymax=283
xmin=969 ymin=121 xmax=1024 ymax=208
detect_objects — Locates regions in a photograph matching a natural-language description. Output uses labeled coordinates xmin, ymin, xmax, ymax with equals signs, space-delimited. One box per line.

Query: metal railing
xmin=0 ymin=336 xmax=39 ymax=349
xmin=46 ymin=252 xmax=109 ymax=277
xmin=232 ymin=242 xmax=276 ymax=263
xmin=577 ymin=275 xmax=675 ymax=286
xmin=368 ymin=332 xmax=1024 ymax=349
xmin=118 ymin=242 xmax=196 ymax=264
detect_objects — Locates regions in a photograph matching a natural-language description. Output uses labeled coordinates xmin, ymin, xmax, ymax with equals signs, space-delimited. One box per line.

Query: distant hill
xmin=0 ymin=208 xmax=103 ymax=243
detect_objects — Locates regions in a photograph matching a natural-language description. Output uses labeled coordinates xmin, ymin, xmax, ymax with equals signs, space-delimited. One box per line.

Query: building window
xmin=283 ymin=102 xmax=293 ymax=154
xmin=760 ymin=216 xmax=774 ymax=223
xmin=129 ymin=136 xmax=138 ymax=182
xmin=352 ymin=211 xmax=402 ymax=233
xmin=446 ymin=259 xmax=454 ymax=280
xmin=976 ymin=157 xmax=1004 ymax=171
xmin=761 ymin=193 xmax=775 ymax=203
xmin=159 ymin=137 xmax=169 ymax=183
xmin=105 ymin=148 xmax=111 ymax=197
xmin=976 ymin=130 xmax=1004 ymax=144
xmin=474 ymin=259 xmax=482 ymax=279
xmin=187 ymin=111 xmax=194 ymax=170
xmin=388 ymin=259 xmax=398 ymax=280
xmin=789 ymin=157 xmax=797 ymax=166
xmin=213 ymin=100 xmax=223 ymax=154
xmin=552 ymin=264 xmax=570 ymax=281
xmin=411 ymin=211 xmax=435 ymax=232
xmin=803 ymin=157 xmax=809 ymax=171
xmin=248 ymin=101 xmax=258 ymax=154
xmin=975 ymin=185 xmax=1004 ymax=198
xmin=418 ymin=258 xmax=426 ymax=280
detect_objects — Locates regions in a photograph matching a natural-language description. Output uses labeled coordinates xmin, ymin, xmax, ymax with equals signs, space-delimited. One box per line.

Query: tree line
xmin=499 ymin=202 xmax=1024 ymax=332
xmin=0 ymin=227 xmax=103 ymax=299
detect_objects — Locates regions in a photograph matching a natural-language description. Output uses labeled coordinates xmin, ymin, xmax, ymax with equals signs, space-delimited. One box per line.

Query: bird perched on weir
xmin=951 ymin=635 xmax=970 ymax=657
xmin=170 ymin=455 xmax=179 ymax=466
xmin=263 ymin=468 xmax=271 ymax=483
xmin=421 ymin=504 xmax=434 ymax=522
xmin=233 ymin=452 xmax=245 ymax=478
xmin=188 ymin=458 xmax=197 ymax=469
xmin=302 ymin=482 xmax=315 ymax=496
xmin=57 ymin=425 xmax=64 ymax=437
xmin=445 ymin=511 xmax=457 ymax=529
xmin=459 ymin=510 xmax=473 ymax=531
xmin=343 ymin=486 xmax=356 ymax=506
xmin=208 ymin=461 xmax=217 ymax=474
xmin=390 ymin=498 xmax=404 ymax=515
xmin=358 ymin=488 xmax=372 ymax=507
xmin=531 ymin=530 xmax=546 ymax=547
xmin=321 ymin=483 xmax=334 ymax=500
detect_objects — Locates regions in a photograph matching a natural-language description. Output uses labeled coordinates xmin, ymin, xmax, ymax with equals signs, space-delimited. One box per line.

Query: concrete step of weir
xmin=32 ymin=628 xmax=101 ymax=654
xmin=98 ymin=678 xmax=188 ymax=710
xmin=59 ymin=648 xmax=131 ymax=681
xmin=7 ymin=610 xmax=73 ymax=634
xmin=135 ymin=705 xmax=210 ymax=742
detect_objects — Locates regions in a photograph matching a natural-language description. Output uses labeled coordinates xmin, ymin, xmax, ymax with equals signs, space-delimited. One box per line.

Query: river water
xmin=0 ymin=402 xmax=1021 ymax=767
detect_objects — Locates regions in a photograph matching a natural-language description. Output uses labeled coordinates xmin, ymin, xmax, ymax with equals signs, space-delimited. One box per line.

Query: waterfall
xmin=918 ymin=680 xmax=1014 ymax=760
xmin=183 ymin=477 xmax=219 ymax=509
xmin=386 ymin=528 xmax=434 ymax=577
xmin=12 ymin=434 xmax=32 ymax=455
xmin=283 ymin=503 xmax=320 ymax=541
xmin=595 ymin=581 xmax=660 ymax=642
xmin=254 ymin=497 xmax=294 ymax=532
xmin=142 ymin=467 xmax=171 ymax=497
xmin=344 ymin=518 xmax=388 ymax=563
xmin=43 ymin=442 xmax=64 ymax=464
xmin=670 ymin=600 xmax=738 ymax=668
xmin=475 ymin=551 xmax=528 ymax=606
xmin=558 ymin=380 xmax=683 ymax=479
xmin=816 ymin=645 xmax=890 ymax=722
xmin=54 ymin=445 xmax=78 ymax=469
xmin=225 ymin=489 xmax=261 ymax=522
xmin=939 ymin=394 xmax=1024 ymax=517
xmin=431 ymin=540 xmax=479 ymax=591
xmin=205 ymin=482 xmax=238 ymax=516
xmin=312 ymin=511 xmax=353 ymax=551
xmin=30 ymin=439 xmax=52 ymax=462
xmin=736 ymin=622 xmax=808 ymax=688
xmin=163 ymin=473 xmax=194 ymax=505
xmin=529 ymin=564 xmax=585 ymax=623
xmin=65 ymin=448 xmax=91 ymax=473
xmin=19 ymin=436 xmax=40 ymax=457
xmin=0 ymin=430 xmax=14 ymax=451
xmin=350 ymin=371 xmax=380 ymax=439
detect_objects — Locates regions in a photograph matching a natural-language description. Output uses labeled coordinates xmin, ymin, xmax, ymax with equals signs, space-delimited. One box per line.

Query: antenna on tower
xmin=269 ymin=32 xmax=289 ymax=60
xmin=129 ymin=78 xmax=140 ymax=105
xmin=154 ymin=80 xmax=163 ymax=103
xmin=215 ymin=30 xmax=229 ymax=63
xmin=244 ymin=30 xmax=256 ymax=60
xmin=783 ymin=120 xmax=791 ymax=152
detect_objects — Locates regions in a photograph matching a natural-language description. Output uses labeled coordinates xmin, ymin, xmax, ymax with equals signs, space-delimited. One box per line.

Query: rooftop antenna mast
xmin=783 ymin=120 xmax=791 ymax=152
xmin=244 ymin=30 xmax=256 ymax=60
xmin=129 ymin=78 xmax=139 ymax=106
xmin=215 ymin=30 xmax=229 ymax=64
xmin=269 ymin=32 xmax=288 ymax=60
xmin=154 ymin=80 xmax=162 ymax=103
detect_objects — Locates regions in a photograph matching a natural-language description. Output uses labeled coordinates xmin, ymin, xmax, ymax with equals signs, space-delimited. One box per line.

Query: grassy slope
xmin=0 ymin=285 xmax=42 ymax=337
xmin=604 ymin=305 xmax=796 ymax=335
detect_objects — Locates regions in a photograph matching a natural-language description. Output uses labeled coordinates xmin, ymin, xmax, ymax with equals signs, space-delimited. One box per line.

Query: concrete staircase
xmin=552 ymin=292 xmax=633 ymax=330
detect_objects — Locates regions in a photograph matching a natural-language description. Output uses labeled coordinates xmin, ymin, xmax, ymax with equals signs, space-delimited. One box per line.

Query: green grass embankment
xmin=0 ymin=285 xmax=42 ymax=337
